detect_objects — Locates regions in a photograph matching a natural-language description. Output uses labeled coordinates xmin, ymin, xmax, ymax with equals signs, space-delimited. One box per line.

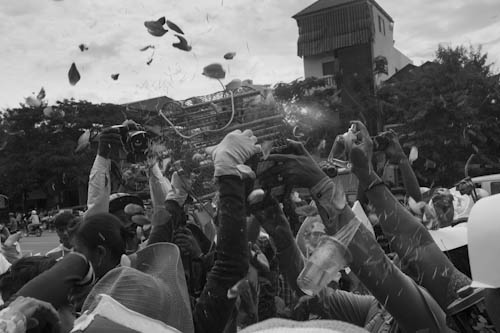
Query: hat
xmin=239 ymin=318 xmax=368 ymax=333
xmin=81 ymin=243 xmax=194 ymax=333
xmin=468 ymin=194 xmax=500 ymax=288
xmin=71 ymin=294 xmax=181 ymax=333
xmin=109 ymin=193 xmax=143 ymax=214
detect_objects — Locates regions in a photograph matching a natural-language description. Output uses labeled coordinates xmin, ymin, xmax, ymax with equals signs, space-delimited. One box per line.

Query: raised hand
xmin=349 ymin=121 xmax=374 ymax=184
xmin=206 ymin=129 xmax=261 ymax=178
xmin=380 ymin=130 xmax=406 ymax=163
xmin=97 ymin=127 xmax=123 ymax=159
xmin=173 ymin=227 xmax=202 ymax=258
xmin=259 ymin=140 xmax=326 ymax=189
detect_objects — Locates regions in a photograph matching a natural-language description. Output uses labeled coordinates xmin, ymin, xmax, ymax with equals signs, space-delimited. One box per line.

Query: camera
xmin=318 ymin=160 xmax=338 ymax=178
xmin=111 ymin=123 xmax=150 ymax=163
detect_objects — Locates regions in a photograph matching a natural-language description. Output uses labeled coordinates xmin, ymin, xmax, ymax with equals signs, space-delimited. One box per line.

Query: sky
xmin=1 ymin=0 xmax=500 ymax=109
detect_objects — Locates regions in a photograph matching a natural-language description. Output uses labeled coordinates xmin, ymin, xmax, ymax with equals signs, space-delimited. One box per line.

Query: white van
xmin=471 ymin=174 xmax=500 ymax=196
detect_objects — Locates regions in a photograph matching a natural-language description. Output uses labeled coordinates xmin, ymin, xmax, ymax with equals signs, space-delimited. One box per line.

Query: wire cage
xmin=158 ymin=86 xmax=289 ymax=199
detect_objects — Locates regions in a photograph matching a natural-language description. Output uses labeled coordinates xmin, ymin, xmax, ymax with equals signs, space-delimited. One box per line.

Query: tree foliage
xmin=0 ymin=99 xmax=127 ymax=208
xmin=379 ymin=45 xmax=500 ymax=186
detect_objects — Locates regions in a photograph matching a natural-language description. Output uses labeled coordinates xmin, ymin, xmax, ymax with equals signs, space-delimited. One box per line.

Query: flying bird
xmin=111 ymin=73 xmax=120 ymax=80
xmin=68 ymin=63 xmax=81 ymax=86
xmin=144 ymin=17 xmax=168 ymax=37
xmin=172 ymin=35 xmax=191 ymax=51
xmin=166 ymin=20 xmax=184 ymax=34
xmin=78 ymin=44 xmax=89 ymax=52
xmin=224 ymin=52 xmax=236 ymax=60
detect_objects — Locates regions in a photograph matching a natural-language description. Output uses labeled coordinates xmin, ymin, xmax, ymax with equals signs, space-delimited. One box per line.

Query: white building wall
xmin=304 ymin=54 xmax=336 ymax=78
xmin=371 ymin=4 xmax=412 ymax=86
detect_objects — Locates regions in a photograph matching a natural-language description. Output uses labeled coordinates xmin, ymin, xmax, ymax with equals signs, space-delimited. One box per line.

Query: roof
xmin=123 ymin=96 xmax=174 ymax=113
xmin=384 ymin=63 xmax=418 ymax=84
xmin=295 ymin=1 xmax=373 ymax=57
xmin=293 ymin=0 xmax=355 ymax=18
xmin=293 ymin=0 xmax=393 ymax=22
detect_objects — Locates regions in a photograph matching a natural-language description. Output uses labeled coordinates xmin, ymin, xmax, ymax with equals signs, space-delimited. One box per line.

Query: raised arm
xmin=350 ymin=121 xmax=470 ymax=309
xmin=148 ymin=162 xmax=172 ymax=212
xmin=84 ymin=128 xmax=122 ymax=218
xmin=382 ymin=130 xmax=422 ymax=202
xmin=193 ymin=129 xmax=259 ymax=333
xmin=259 ymin=138 xmax=447 ymax=332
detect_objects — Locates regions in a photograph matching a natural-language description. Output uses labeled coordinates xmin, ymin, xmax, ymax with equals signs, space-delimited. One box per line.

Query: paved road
xmin=18 ymin=230 xmax=60 ymax=256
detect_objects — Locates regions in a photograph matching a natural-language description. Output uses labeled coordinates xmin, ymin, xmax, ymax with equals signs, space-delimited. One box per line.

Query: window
xmin=383 ymin=20 xmax=386 ymax=35
xmin=491 ymin=182 xmax=500 ymax=195
xmin=322 ymin=61 xmax=336 ymax=76
xmin=378 ymin=15 xmax=382 ymax=33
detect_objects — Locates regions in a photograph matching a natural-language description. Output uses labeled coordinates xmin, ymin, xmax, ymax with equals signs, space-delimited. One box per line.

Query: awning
xmin=296 ymin=2 xmax=373 ymax=57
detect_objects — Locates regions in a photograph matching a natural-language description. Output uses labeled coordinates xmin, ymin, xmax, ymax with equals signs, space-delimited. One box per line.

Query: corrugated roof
xmin=123 ymin=96 xmax=173 ymax=113
xmin=293 ymin=0 xmax=355 ymax=18
xmin=293 ymin=0 xmax=393 ymax=22
xmin=295 ymin=1 xmax=373 ymax=57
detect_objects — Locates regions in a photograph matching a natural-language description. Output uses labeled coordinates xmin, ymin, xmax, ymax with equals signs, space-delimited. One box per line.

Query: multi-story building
xmin=293 ymin=0 xmax=412 ymax=88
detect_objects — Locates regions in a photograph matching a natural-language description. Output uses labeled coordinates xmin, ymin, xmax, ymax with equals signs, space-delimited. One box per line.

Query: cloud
xmin=0 ymin=0 xmax=499 ymax=109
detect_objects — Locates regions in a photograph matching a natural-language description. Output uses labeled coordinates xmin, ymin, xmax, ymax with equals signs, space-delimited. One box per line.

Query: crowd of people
xmin=0 ymin=121 xmax=498 ymax=332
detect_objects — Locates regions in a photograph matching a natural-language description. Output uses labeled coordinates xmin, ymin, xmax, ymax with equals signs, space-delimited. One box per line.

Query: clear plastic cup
xmin=297 ymin=235 xmax=349 ymax=295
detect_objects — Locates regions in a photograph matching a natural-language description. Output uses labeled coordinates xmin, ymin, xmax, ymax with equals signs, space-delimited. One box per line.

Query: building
xmin=293 ymin=0 xmax=412 ymax=88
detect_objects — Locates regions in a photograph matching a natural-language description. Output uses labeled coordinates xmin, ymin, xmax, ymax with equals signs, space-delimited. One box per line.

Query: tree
xmin=378 ymin=45 xmax=500 ymax=186
xmin=0 ymin=99 xmax=128 ymax=209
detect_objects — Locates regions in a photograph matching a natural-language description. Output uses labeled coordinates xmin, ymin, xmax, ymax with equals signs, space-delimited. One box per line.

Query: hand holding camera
xmin=97 ymin=127 xmax=123 ymax=159
xmin=258 ymin=140 xmax=327 ymax=190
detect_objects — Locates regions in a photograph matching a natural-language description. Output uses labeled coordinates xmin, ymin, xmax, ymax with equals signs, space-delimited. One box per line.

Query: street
xmin=18 ymin=230 xmax=60 ymax=256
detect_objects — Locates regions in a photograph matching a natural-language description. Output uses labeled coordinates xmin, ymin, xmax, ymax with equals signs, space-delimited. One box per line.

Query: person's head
xmin=54 ymin=211 xmax=76 ymax=249
xmin=0 ymin=256 xmax=57 ymax=302
xmin=71 ymin=213 xmax=126 ymax=279
xmin=31 ymin=210 xmax=37 ymax=215
xmin=109 ymin=193 xmax=144 ymax=254
xmin=431 ymin=188 xmax=455 ymax=228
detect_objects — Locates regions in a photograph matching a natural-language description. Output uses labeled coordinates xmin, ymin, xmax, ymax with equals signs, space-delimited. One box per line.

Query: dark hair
xmin=73 ymin=213 xmax=126 ymax=259
xmin=0 ymin=256 xmax=57 ymax=302
xmin=54 ymin=211 xmax=75 ymax=229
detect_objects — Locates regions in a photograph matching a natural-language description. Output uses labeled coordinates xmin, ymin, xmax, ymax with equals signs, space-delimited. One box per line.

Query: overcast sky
xmin=1 ymin=0 xmax=499 ymax=109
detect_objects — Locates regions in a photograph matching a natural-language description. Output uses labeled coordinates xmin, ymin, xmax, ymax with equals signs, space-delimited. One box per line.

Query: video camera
xmin=111 ymin=122 xmax=150 ymax=163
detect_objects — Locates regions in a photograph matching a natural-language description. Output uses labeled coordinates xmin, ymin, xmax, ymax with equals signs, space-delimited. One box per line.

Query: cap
xmin=109 ymin=193 xmax=143 ymax=214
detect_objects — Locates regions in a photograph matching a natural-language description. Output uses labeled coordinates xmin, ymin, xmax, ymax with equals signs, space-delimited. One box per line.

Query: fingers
xmin=205 ymin=145 xmax=216 ymax=156
xmin=350 ymin=120 xmax=370 ymax=138
xmin=242 ymin=129 xmax=253 ymax=137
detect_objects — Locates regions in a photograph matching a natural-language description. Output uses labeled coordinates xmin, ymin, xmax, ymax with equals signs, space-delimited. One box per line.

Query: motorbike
xmin=26 ymin=224 xmax=43 ymax=237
